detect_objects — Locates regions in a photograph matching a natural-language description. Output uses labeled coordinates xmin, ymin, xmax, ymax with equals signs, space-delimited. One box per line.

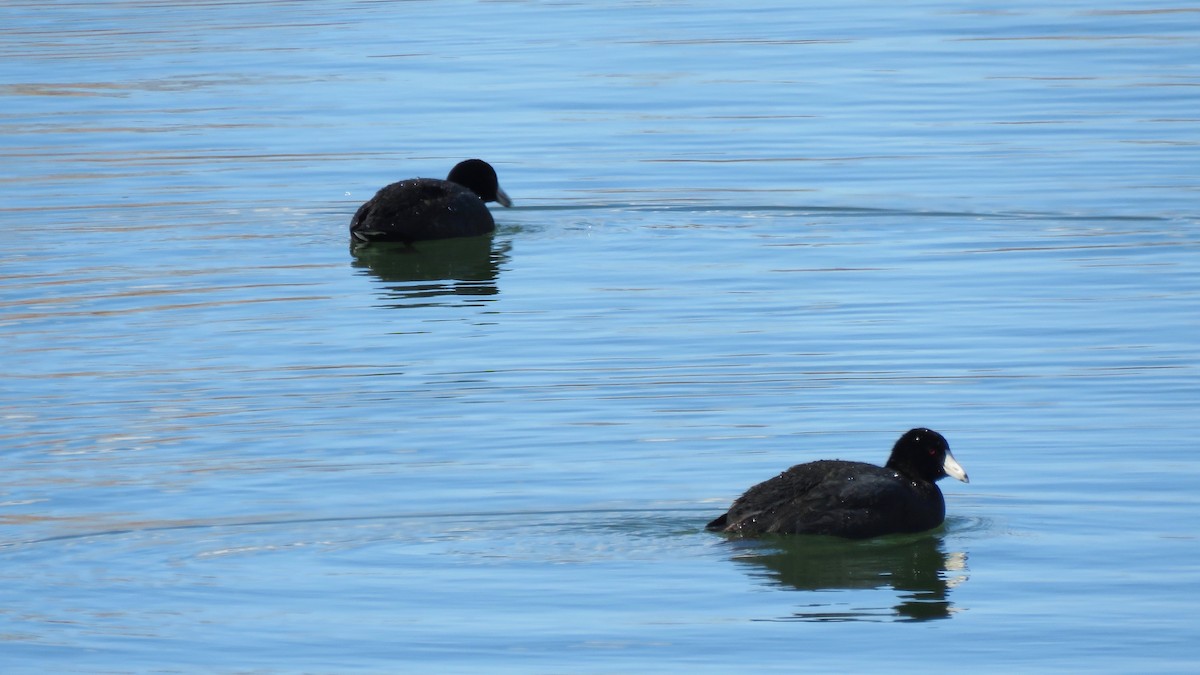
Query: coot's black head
xmin=885 ymin=428 xmax=969 ymax=484
xmin=446 ymin=159 xmax=512 ymax=207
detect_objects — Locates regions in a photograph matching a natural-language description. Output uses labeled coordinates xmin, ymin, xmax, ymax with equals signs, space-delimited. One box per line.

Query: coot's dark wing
xmin=709 ymin=460 xmax=863 ymax=535
xmin=807 ymin=469 xmax=945 ymax=538
xmin=709 ymin=460 xmax=944 ymax=538
xmin=350 ymin=178 xmax=495 ymax=244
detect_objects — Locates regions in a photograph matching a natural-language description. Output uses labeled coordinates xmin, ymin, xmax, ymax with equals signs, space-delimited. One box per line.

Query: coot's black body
xmin=350 ymin=159 xmax=511 ymax=245
xmin=707 ymin=428 xmax=968 ymax=539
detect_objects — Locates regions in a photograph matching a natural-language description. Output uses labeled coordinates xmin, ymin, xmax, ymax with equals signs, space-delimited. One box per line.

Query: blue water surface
xmin=2 ymin=1 xmax=1199 ymax=672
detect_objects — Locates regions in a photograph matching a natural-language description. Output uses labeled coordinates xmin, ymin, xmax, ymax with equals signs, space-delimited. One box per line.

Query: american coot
xmin=350 ymin=159 xmax=512 ymax=245
xmin=707 ymin=428 xmax=968 ymax=538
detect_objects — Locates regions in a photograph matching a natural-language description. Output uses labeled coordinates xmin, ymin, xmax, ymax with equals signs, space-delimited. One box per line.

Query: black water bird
xmin=350 ymin=159 xmax=512 ymax=245
xmin=707 ymin=428 xmax=968 ymax=538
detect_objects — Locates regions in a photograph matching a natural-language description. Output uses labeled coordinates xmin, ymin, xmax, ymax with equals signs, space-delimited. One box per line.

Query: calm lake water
xmin=2 ymin=1 xmax=1199 ymax=672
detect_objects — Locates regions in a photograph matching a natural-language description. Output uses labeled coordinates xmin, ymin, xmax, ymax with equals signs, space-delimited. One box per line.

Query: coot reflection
xmin=350 ymin=237 xmax=508 ymax=307
xmin=726 ymin=533 xmax=968 ymax=622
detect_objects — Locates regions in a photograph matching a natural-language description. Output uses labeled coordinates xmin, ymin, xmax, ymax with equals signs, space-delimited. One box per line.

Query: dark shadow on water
xmin=350 ymin=235 xmax=510 ymax=308
xmin=723 ymin=532 xmax=968 ymax=622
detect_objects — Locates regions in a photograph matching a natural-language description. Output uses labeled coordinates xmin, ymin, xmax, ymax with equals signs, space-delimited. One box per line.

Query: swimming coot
xmin=350 ymin=159 xmax=512 ymax=245
xmin=707 ymin=428 xmax=968 ymax=538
